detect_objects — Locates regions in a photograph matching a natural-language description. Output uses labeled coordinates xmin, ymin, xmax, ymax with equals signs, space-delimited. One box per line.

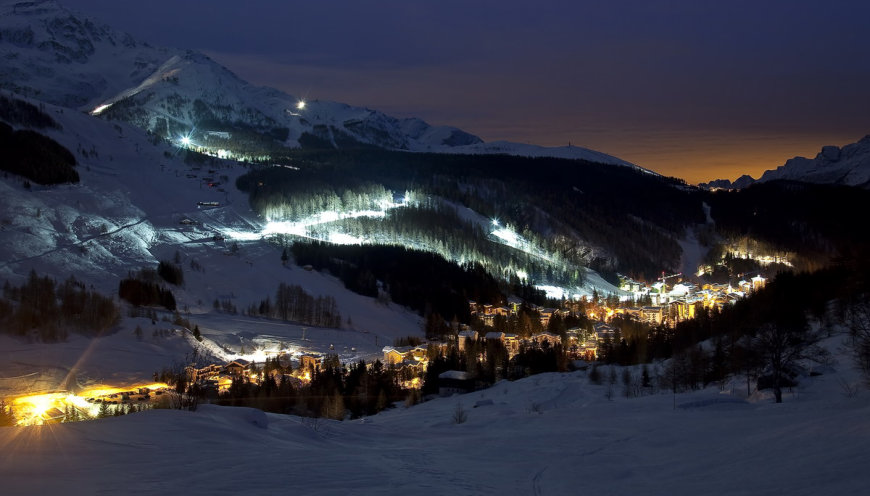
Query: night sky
xmin=64 ymin=0 xmax=870 ymax=184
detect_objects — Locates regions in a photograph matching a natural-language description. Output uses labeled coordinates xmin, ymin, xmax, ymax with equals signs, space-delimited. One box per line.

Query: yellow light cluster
xmin=10 ymin=382 xmax=169 ymax=426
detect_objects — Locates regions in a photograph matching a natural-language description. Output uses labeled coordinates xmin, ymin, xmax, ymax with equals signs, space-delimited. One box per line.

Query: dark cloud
xmin=63 ymin=0 xmax=870 ymax=183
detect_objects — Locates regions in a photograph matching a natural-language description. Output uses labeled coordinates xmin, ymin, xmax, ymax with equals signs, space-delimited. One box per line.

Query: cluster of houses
xmin=185 ymin=353 xmax=322 ymax=393
xmin=468 ymin=297 xmax=564 ymax=328
xmin=616 ymin=276 xmax=767 ymax=325
xmin=178 ymin=275 xmax=769 ymax=398
xmin=380 ymin=327 xmax=577 ymax=378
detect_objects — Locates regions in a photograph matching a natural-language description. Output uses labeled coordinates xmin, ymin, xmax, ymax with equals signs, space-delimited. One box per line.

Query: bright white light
xmin=180 ymin=135 xmax=191 ymax=146
xmin=516 ymin=269 xmax=528 ymax=281
xmin=536 ymin=285 xmax=566 ymax=300
xmin=91 ymin=103 xmax=112 ymax=115
xmin=492 ymin=218 xmax=499 ymax=226
xmin=492 ymin=228 xmax=519 ymax=246
xmin=328 ymin=232 xmax=363 ymax=245
xmin=296 ymin=100 xmax=306 ymax=110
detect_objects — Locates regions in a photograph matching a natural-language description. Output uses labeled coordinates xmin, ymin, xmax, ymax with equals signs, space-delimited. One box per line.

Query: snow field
xmin=1 ymin=344 xmax=868 ymax=495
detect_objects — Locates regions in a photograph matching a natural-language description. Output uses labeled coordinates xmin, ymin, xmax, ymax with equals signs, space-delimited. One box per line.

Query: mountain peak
xmin=0 ymin=1 xmax=636 ymax=168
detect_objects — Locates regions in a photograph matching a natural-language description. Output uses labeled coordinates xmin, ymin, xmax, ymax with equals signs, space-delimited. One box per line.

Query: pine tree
xmin=0 ymin=399 xmax=15 ymax=426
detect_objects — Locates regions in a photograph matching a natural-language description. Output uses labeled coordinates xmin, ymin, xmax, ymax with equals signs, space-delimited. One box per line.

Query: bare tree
xmin=452 ymin=402 xmax=467 ymax=424
xmin=846 ymin=296 xmax=870 ymax=386
xmin=754 ymin=321 xmax=827 ymax=403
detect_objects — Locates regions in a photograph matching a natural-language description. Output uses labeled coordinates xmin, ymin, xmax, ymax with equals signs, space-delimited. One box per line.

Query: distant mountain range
xmin=701 ymin=135 xmax=870 ymax=189
xmin=0 ymin=0 xmax=637 ymax=168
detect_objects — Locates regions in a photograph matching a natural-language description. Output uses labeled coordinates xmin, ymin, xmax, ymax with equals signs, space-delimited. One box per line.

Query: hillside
xmin=0 ymin=0 xmax=639 ymax=169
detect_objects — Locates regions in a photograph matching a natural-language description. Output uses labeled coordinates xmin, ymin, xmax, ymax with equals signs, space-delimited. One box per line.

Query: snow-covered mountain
xmin=0 ymin=0 xmax=635 ymax=168
xmin=755 ymin=135 xmax=870 ymax=187
xmin=701 ymin=136 xmax=870 ymax=189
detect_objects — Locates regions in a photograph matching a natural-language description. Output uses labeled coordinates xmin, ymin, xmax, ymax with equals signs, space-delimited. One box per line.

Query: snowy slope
xmin=0 ymin=0 xmax=642 ymax=169
xmin=440 ymin=140 xmax=644 ymax=170
xmin=0 ymin=95 xmax=427 ymax=392
xmin=0 ymin=0 xmax=169 ymax=107
xmin=0 ymin=0 xmax=481 ymax=151
xmin=1 ymin=337 xmax=868 ymax=495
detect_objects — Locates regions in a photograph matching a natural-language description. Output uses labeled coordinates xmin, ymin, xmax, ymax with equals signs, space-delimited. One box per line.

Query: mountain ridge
xmin=700 ymin=135 xmax=870 ymax=190
xmin=0 ymin=0 xmax=638 ymax=169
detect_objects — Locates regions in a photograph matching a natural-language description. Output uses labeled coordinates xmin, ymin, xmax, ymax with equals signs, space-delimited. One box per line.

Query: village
xmin=5 ymin=266 xmax=771 ymax=427
xmin=173 ymin=271 xmax=769 ymax=402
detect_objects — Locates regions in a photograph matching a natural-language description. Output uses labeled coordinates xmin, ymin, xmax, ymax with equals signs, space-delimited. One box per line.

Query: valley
xmin=1 ymin=2 xmax=870 ymax=494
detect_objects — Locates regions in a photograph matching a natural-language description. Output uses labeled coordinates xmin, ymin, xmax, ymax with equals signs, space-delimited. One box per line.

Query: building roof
xmin=439 ymin=370 xmax=471 ymax=381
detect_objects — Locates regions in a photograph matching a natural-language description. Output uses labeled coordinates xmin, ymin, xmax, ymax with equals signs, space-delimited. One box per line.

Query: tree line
xmin=291 ymin=241 xmax=504 ymax=323
xmin=245 ymin=282 xmax=342 ymax=328
xmin=118 ymin=266 xmax=177 ymax=311
xmin=596 ymin=257 xmax=870 ymax=402
xmin=0 ymin=121 xmax=78 ymax=185
xmin=236 ymin=148 xmax=704 ymax=282
xmin=0 ymin=271 xmax=118 ymax=341
xmin=215 ymin=357 xmax=404 ymax=420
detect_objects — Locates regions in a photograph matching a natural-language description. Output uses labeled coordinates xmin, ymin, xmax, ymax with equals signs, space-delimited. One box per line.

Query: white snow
xmin=1 ymin=1 xmax=642 ymax=168
xmin=1 ymin=336 xmax=868 ymax=495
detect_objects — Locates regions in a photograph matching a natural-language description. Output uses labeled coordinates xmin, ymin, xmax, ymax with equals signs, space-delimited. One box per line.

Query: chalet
xmin=622 ymin=307 xmax=641 ymax=321
xmin=640 ymin=306 xmax=664 ymax=325
xmin=566 ymin=327 xmax=585 ymax=341
xmin=671 ymin=283 xmax=693 ymax=296
xmin=620 ymin=278 xmax=644 ymax=293
xmin=503 ymin=333 xmax=520 ymax=356
xmin=410 ymin=345 xmax=428 ymax=362
xmin=539 ymin=308 xmax=557 ymax=327
xmin=533 ymin=331 xmax=561 ymax=348
xmin=494 ymin=306 xmax=511 ymax=317
xmin=580 ymin=340 xmax=598 ymax=361
xmin=185 ymin=364 xmax=221 ymax=382
xmin=484 ymin=331 xmax=505 ymax=343
xmin=506 ymin=296 xmax=523 ymax=313
xmin=438 ymin=370 xmax=473 ymax=396
xmin=225 ymin=359 xmax=250 ymax=377
xmin=751 ymin=275 xmax=767 ymax=291
xmin=382 ymin=346 xmax=409 ymax=366
xmin=594 ymin=322 xmax=616 ymax=342
xmin=300 ymin=353 xmax=322 ymax=372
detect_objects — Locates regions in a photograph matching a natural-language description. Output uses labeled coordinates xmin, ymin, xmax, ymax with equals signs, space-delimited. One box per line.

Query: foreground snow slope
xmin=1 ymin=348 xmax=867 ymax=495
